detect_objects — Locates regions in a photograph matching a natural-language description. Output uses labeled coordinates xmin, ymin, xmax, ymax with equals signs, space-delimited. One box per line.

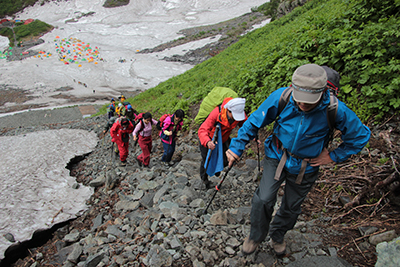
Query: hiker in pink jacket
xmin=133 ymin=112 xmax=157 ymax=167
xmin=159 ymin=109 xmax=184 ymax=165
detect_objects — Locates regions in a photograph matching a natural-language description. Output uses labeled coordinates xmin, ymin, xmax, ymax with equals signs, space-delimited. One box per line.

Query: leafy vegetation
xmin=120 ymin=0 xmax=399 ymax=125
xmin=16 ymin=20 xmax=52 ymax=40
xmin=0 ymin=0 xmax=38 ymax=18
xmin=254 ymin=0 xmax=281 ymax=21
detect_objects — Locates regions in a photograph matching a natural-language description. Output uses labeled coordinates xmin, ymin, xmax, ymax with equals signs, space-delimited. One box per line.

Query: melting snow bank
xmin=0 ymin=129 xmax=98 ymax=260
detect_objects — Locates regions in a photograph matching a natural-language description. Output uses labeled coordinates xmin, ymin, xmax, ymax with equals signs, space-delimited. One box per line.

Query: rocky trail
xmin=0 ymin=110 xmax=399 ymax=267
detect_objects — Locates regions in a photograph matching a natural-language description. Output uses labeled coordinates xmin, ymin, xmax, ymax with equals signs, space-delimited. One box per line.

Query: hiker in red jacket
xmin=110 ymin=117 xmax=134 ymax=166
xmin=133 ymin=112 xmax=157 ymax=167
xmin=198 ymin=97 xmax=247 ymax=188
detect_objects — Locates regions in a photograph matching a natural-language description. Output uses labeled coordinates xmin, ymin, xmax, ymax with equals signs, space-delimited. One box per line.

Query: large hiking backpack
xmin=156 ymin=113 xmax=171 ymax=130
xmin=194 ymin=87 xmax=238 ymax=125
xmin=321 ymin=66 xmax=340 ymax=96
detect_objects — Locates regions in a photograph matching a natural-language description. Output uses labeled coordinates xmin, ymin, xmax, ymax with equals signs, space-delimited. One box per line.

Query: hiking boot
xmin=242 ymin=237 xmax=260 ymax=255
xmin=136 ymin=158 xmax=143 ymax=167
xmin=202 ymin=176 xmax=212 ymax=189
xmin=204 ymin=179 xmax=212 ymax=189
xmin=269 ymin=239 xmax=286 ymax=256
xmin=120 ymin=160 xmax=127 ymax=167
xmin=162 ymin=161 xmax=169 ymax=167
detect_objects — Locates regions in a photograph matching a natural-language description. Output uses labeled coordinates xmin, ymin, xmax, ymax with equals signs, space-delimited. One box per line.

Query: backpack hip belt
xmin=272 ymin=135 xmax=306 ymax=185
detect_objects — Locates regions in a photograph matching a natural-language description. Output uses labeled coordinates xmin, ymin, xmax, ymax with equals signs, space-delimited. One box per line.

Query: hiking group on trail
xmin=104 ymin=95 xmax=185 ymax=168
xmin=103 ymin=63 xmax=370 ymax=257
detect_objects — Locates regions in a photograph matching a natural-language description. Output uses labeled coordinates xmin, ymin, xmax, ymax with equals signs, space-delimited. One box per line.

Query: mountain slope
xmin=127 ymin=0 xmax=400 ymax=124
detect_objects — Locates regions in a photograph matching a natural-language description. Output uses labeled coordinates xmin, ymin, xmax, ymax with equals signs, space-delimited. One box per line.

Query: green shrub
xmin=0 ymin=0 xmax=38 ymax=17
xmin=13 ymin=20 xmax=53 ymax=42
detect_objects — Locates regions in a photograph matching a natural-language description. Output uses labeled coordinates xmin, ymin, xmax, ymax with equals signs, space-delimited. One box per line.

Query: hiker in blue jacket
xmin=107 ymin=98 xmax=116 ymax=119
xmin=226 ymin=64 xmax=371 ymax=256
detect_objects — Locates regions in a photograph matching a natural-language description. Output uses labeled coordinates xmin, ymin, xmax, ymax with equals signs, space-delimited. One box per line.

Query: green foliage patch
xmin=1 ymin=20 xmax=53 ymax=45
xmin=0 ymin=0 xmax=37 ymax=17
xmin=14 ymin=20 xmax=52 ymax=39
xmin=254 ymin=0 xmax=281 ymax=21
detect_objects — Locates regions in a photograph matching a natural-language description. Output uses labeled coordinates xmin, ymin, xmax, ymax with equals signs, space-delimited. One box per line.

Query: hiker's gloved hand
xmin=164 ymin=130 xmax=172 ymax=136
xmin=226 ymin=149 xmax=240 ymax=167
xmin=207 ymin=141 xmax=216 ymax=150
xmin=305 ymin=148 xmax=334 ymax=167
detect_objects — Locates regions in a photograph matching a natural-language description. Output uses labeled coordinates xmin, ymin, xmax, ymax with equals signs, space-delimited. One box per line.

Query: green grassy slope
xmin=107 ymin=0 xmax=400 ymax=123
xmin=0 ymin=0 xmax=37 ymax=18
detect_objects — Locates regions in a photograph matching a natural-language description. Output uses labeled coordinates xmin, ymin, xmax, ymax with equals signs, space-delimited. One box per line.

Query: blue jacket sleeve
xmin=329 ymin=101 xmax=371 ymax=162
xmin=229 ymin=88 xmax=284 ymax=157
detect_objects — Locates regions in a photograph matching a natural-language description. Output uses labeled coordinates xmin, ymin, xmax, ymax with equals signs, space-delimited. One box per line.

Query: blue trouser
xmin=161 ymin=140 xmax=176 ymax=162
xmin=249 ymin=157 xmax=318 ymax=243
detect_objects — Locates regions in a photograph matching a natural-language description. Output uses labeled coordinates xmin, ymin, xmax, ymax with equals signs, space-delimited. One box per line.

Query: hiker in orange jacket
xmin=198 ymin=97 xmax=247 ymax=188
xmin=110 ymin=117 xmax=134 ymax=166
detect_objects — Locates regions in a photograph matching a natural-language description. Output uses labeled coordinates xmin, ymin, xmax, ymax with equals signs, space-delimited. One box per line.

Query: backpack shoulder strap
xmin=137 ymin=119 xmax=145 ymax=134
xmin=324 ymin=91 xmax=339 ymax=148
xmin=278 ymin=87 xmax=293 ymax=116
xmin=217 ymin=104 xmax=222 ymax=123
xmin=327 ymin=91 xmax=338 ymax=131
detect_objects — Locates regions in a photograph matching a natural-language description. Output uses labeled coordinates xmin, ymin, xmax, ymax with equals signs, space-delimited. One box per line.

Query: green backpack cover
xmin=194 ymin=87 xmax=238 ymax=125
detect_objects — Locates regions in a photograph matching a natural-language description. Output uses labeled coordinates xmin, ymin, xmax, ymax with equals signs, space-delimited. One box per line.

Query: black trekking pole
xmin=203 ymin=162 xmax=235 ymax=215
xmin=132 ymin=135 xmax=139 ymax=154
xmin=111 ymin=142 xmax=116 ymax=164
xmin=255 ymin=134 xmax=260 ymax=173
xmin=102 ymin=130 xmax=109 ymax=147
xmin=255 ymin=133 xmax=263 ymax=180
xmin=203 ymin=124 xmax=221 ymax=178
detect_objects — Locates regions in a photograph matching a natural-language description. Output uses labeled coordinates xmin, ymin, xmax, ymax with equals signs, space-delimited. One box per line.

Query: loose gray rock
xmin=369 ymin=230 xmax=397 ymax=245
xmin=375 ymin=236 xmax=400 ymax=267
xmin=145 ymin=245 xmax=173 ymax=267
xmin=3 ymin=233 xmax=15 ymax=243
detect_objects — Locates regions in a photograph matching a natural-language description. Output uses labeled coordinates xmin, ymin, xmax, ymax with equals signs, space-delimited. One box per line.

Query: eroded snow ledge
xmin=0 ymin=129 xmax=98 ymax=259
